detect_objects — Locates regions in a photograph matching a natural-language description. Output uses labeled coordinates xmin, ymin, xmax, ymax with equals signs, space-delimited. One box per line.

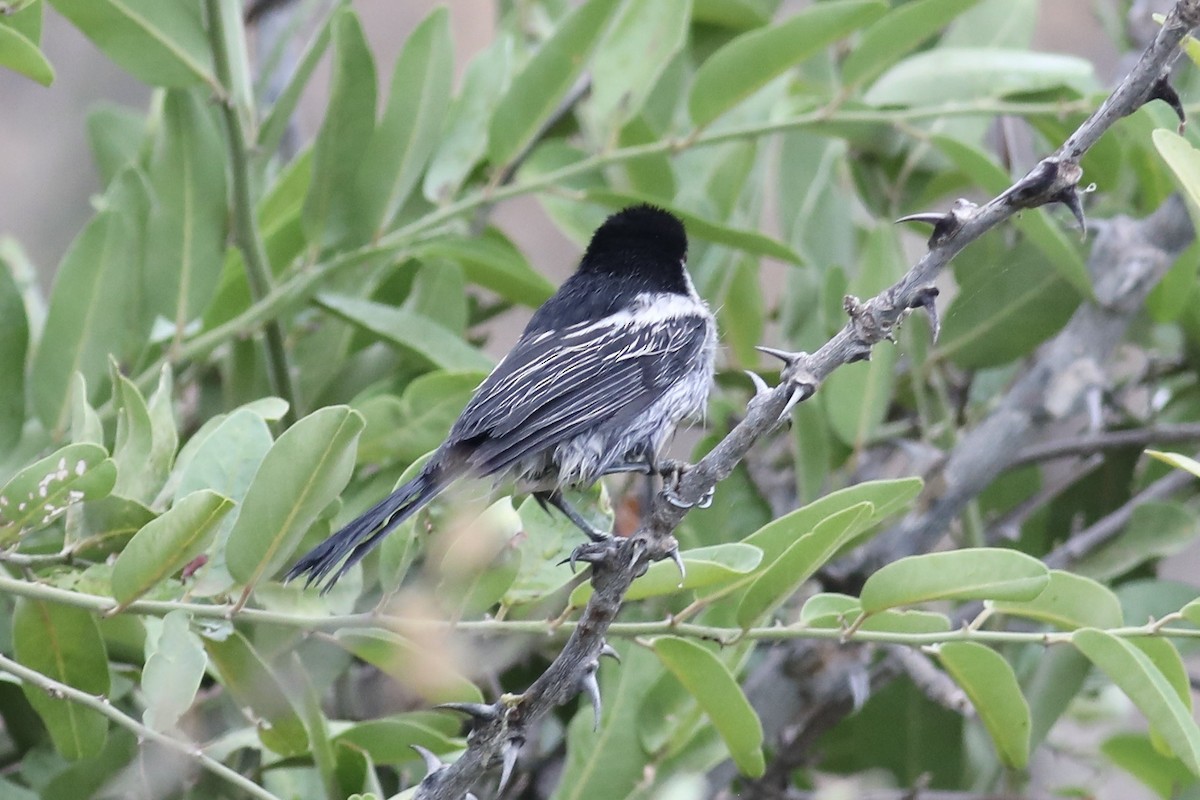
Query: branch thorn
xmin=908 ymin=286 xmax=941 ymax=343
xmin=666 ymin=545 xmax=686 ymax=586
xmin=1149 ymin=72 xmax=1186 ymax=132
xmin=744 ymin=369 xmax=770 ymax=397
xmin=434 ymin=702 xmax=498 ymax=725
xmin=497 ymin=737 xmax=522 ymax=794
xmin=600 ymin=640 xmax=621 ymax=663
xmin=580 ymin=660 xmax=603 ymax=730
xmin=412 ymin=744 xmax=446 ymax=777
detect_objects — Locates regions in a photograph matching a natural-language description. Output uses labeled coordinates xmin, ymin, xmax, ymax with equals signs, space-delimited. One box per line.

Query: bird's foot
xmin=657 ymin=459 xmax=713 ymax=509
xmin=559 ymin=535 xmax=618 ymax=573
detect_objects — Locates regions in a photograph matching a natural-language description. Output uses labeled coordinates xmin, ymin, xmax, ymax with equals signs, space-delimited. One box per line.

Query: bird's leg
xmin=536 ymin=490 xmax=611 ymax=543
xmin=599 ymin=460 xmax=657 ymax=476
xmin=655 ymin=458 xmax=714 ymax=509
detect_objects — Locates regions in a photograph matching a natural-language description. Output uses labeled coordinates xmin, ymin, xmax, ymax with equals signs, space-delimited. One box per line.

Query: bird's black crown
xmin=579 ymin=205 xmax=689 ymax=292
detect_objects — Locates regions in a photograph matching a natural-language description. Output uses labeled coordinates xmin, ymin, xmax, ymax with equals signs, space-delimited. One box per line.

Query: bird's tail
xmin=285 ymin=465 xmax=444 ymax=591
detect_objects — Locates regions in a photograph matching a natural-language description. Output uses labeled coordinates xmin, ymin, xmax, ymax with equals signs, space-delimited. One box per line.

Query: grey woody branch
xmin=416 ymin=2 xmax=1200 ymax=797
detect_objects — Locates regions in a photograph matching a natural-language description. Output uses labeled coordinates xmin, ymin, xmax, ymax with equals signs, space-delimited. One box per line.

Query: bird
xmin=286 ymin=204 xmax=717 ymax=590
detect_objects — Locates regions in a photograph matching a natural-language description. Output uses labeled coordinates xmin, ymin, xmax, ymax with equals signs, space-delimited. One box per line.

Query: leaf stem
xmin=204 ymin=0 xmax=299 ymax=427
xmin=0 ymin=650 xmax=282 ymax=800
xmin=0 ymin=572 xmax=1196 ymax=647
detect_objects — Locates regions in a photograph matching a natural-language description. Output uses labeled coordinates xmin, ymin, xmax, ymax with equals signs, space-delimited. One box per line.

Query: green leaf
xmin=110 ymin=490 xmax=233 ymax=606
xmin=13 ymin=599 xmax=109 ymax=760
xmin=589 ymin=0 xmax=690 ymax=134
xmin=743 ymin=477 xmax=922 ymax=566
xmin=434 ymin=497 xmax=523 ymax=617
xmin=859 ymin=548 xmax=1049 ymax=613
xmin=1073 ymin=629 xmax=1200 ymax=775
xmin=333 ymin=629 xmax=483 ymax=705
xmin=46 ymin=0 xmax=214 ymax=88
xmin=570 ymin=543 xmax=763 ymax=606
xmin=737 ymin=503 xmax=874 ymax=627
xmin=1076 ymin=501 xmax=1198 ymax=581
xmin=333 ymin=715 xmax=460 ymax=765
xmin=354 ymin=371 xmax=485 ymax=467
xmin=414 ymin=228 xmax=555 ymax=307
xmin=1146 ymin=449 xmax=1200 ymax=480
xmin=1102 ymin=733 xmax=1198 ymax=799
xmin=799 ymin=593 xmax=951 ymax=634
xmin=487 ymin=0 xmax=620 ymax=167
xmin=85 ymin=103 xmax=146 ymax=185
xmin=936 ymin=241 xmax=1080 ymax=368
xmin=651 ymin=637 xmax=764 ymax=777
xmin=1024 ymin=645 xmax=1092 ymax=752
xmin=0 ymin=21 xmax=52 ymax=84
xmin=990 ymin=569 xmax=1123 ymax=630
xmin=822 ymin=347 xmax=897 ymax=449
xmin=257 ymin=10 xmax=333 ymax=154
xmin=688 ymin=0 xmax=887 ymax=127
xmin=226 ymin=406 xmax=364 ymax=591
xmin=865 ymin=47 xmax=1096 ymax=106
xmin=422 ymin=34 xmax=513 ymax=203
xmin=110 ymin=368 xmax=171 ymax=504
xmin=0 ymin=443 xmax=116 ymax=541
xmin=302 ymin=8 xmax=377 ymax=248
xmin=201 ymin=628 xmax=309 ymax=756
xmin=316 ymin=293 xmax=492 ymax=373
xmin=554 ymin=640 xmax=658 ymax=800
xmin=842 ymin=0 xmax=982 ymax=86
xmin=144 ymin=89 xmax=227 ymax=333
xmin=1153 ymin=129 xmax=1200 ymax=228
xmin=0 ymin=254 xmax=28 ymax=452
xmin=169 ymin=410 xmax=273 ymax=596
xmin=339 ymin=6 xmax=452 ymax=243
xmin=29 ymin=210 xmax=135 ymax=433
xmin=141 ymin=610 xmax=206 ymax=732
xmin=936 ymin=642 xmax=1031 ymax=769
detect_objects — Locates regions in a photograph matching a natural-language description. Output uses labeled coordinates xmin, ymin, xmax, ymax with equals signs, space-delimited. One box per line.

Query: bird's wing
xmin=449 ymin=312 xmax=710 ymax=476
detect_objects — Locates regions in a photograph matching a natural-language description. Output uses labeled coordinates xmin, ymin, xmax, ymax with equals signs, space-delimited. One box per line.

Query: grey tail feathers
xmin=285 ymin=465 xmax=444 ymax=592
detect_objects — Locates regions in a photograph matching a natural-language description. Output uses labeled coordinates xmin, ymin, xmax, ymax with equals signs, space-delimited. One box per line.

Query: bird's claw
xmin=559 ymin=536 xmax=618 ymax=573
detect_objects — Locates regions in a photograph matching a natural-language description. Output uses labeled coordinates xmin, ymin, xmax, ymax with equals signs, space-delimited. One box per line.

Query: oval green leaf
xmin=141 ymin=610 xmax=206 ymax=732
xmin=0 ymin=21 xmax=52 ymax=85
xmin=201 ymin=628 xmax=309 ymax=756
xmin=47 ymin=0 xmax=214 ymax=88
xmin=302 ymin=8 xmax=377 ymax=248
xmin=1147 ymin=448 xmax=1200 ymax=481
xmin=651 ymin=636 xmax=764 ymax=777
xmin=110 ymin=490 xmax=233 ymax=606
xmin=487 ymin=0 xmax=620 ymax=167
xmin=415 ymin=228 xmax=555 ymax=307
xmin=1073 ymin=628 xmax=1200 ymax=775
xmin=0 ymin=443 xmax=116 ymax=541
xmin=333 ymin=716 xmax=460 ymax=765
xmin=225 ymin=405 xmax=365 ymax=591
xmin=937 ymin=641 xmax=1031 ymax=769
xmin=13 ymin=599 xmax=110 ymax=760
xmin=743 ymin=477 xmax=922 ymax=566
xmin=990 ymin=569 xmax=1123 ymax=630
xmin=689 ymin=0 xmax=887 ymax=127
xmin=333 ymin=629 xmax=483 ymax=705
xmin=0 ymin=252 xmax=28 ymax=451
xmin=339 ymin=6 xmax=452 ymax=244
xmin=737 ymin=503 xmax=873 ymax=628
xmin=316 ymin=293 xmax=492 ymax=373
xmin=842 ymin=0 xmax=982 ymax=86
xmin=859 ymin=548 xmax=1049 ymax=614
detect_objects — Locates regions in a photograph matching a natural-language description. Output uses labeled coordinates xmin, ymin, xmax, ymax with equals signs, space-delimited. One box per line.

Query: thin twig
xmin=0 ymin=652 xmax=282 ymax=800
xmin=1010 ymin=422 xmax=1200 ymax=468
xmin=204 ymin=0 xmax=300 ymax=426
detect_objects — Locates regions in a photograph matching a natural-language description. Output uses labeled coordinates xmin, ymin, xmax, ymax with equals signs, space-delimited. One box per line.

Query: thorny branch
xmin=416 ymin=2 xmax=1200 ymax=797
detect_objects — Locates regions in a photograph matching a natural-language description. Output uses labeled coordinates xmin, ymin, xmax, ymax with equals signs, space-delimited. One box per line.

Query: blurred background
xmin=0 ymin=0 xmax=1120 ymax=286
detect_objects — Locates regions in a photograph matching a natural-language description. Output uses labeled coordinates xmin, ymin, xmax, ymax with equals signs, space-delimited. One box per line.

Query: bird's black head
xmin=578 ymin=205 xmax=690 ymax=294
